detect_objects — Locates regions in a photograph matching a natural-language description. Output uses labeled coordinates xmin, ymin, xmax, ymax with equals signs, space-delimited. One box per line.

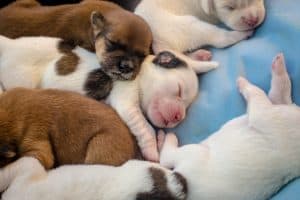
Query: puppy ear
xmin=201 ymin=0 xmax=214 ymax=15
xmin=90 ymin=11 xmax=107 ymax=38
xmin=152 ymin=51 xmax=187 ymax=69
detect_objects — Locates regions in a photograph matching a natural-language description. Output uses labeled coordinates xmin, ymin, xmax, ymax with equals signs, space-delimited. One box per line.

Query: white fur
xmin=0 ymin=35 xmax=218 ymax=161
xmin=135 ymin=0 xmax=265 ymax=53
xmin=159 ymin=54 xmax=300 ymax=200
xmin=0 ymin=157 xmax=185 ymax=200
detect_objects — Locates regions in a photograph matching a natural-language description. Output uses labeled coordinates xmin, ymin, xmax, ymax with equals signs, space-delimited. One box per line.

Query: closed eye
xmin=177 ymin=83 xmax=182 ymax=98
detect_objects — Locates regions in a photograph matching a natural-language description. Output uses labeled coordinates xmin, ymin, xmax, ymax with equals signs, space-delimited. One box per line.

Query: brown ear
xmin=90 ymin=11 xmax=107 ymax=38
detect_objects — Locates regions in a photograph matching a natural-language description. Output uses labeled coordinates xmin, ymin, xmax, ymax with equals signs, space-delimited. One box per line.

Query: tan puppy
xmin=0 ymin=0 xmax=152 ymax=81
xmin=0 ymin=88 xmax=138 ymax=169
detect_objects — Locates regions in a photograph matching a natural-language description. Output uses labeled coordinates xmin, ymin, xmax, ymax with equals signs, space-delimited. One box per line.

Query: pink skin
xmin=147 ymin=96 xmax=186 ymax=128
xmin=272 ymin=53 xmax=286 ymax=75
xmin=241 ymin=15 xmax=259 ymax=28
xmin=187 ymin=49 xmax=212 ymax=61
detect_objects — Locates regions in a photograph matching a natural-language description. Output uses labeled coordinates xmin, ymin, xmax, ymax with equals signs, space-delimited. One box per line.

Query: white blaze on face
xmin=139 ymin=54 xmax=198 ymax=128
xmin=214 ymin=0 xmax=266 ymax=31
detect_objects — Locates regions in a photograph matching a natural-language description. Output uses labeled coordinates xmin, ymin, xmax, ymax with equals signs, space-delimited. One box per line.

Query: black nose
xmin=118 ymin=60 xmax=134 ymax=73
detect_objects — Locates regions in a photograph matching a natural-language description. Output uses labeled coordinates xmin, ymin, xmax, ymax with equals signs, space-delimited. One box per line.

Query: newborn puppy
xmin=0 ymin=157 xmax=187 ymax=200
xmin=135 ymin=0 xmax=265 ymax=55
xmin=0 ymin=35 xmax=218 ymax=161
xmin=0 ymin=0 xmax=152 ymax=81
xmin=159 ymin=54 xmax=300 ymax=200
xmin=0 ymin=88 xmax=138 ymax=169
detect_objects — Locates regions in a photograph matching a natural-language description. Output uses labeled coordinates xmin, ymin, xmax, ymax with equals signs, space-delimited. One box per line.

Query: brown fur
xmin=0 ymin=0 xmax=151 ymax=52
xmin=0 ymin=88 xmax=139 ymax=169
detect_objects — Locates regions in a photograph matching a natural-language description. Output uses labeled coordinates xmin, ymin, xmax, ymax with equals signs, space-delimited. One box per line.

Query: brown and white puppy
xmin=0 ymin=88 xmax=138 ymax=169
xmin=0 ymin=0 xmax=152 ymax=81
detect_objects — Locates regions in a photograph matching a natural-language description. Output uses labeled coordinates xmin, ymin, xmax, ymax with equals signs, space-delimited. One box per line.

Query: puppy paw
xmin=142 ymin=146 xmax=159 ymax=162
xmin=272 ymin=53 xmax=287 ymax=76
xmin=237 ymin=76 xmax=249 ymax=92
xmin=188 ymin=49 xmax=212 ymax=61
xmin=231 ymin=30 xmax=254 ymax=41
xmin=165 ymin=133 xmax=179 ymax=147
xmin=157 ymin=130 xmax=166 ymax=152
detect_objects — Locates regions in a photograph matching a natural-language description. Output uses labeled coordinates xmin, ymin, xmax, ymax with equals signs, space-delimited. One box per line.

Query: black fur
xmin=136 ymin=167 xmax=187 ymax=200
xmin=153 ymin=51 xmax=187 ymax=69
xmin=84 ymin=68 xmax=113 ymax=100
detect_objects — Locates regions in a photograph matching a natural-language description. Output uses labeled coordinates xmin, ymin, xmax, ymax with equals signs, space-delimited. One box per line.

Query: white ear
xmin=201 ymin=0 xmax=214 ymax=15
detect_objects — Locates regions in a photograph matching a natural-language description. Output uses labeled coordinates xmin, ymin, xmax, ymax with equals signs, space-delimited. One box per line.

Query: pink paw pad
xmin=189 ymin=49 xmax=212 ymax=61
xmin=272 ymin=53 xmax=286 ymax=75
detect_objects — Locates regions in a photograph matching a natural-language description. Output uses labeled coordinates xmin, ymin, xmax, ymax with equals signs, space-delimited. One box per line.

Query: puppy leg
xmin=168 ymin=50 xmax=219 ymax=73
xmin=152 ymin=15 xmax=252 ymax=53
xmin=237 ymin=77 xmax=276 ymax=131
xmin=84 ymin=132 xmax=137 ymax=166
xmin=268 ymin=53 xmax=292 ymax=105
xmin=21 ymin=139 xmax=55 ymax=170
xmin=0 ymin=157 xmax=46 ymax=192
xmin=159 ymin=131 xmax=180 ymax=169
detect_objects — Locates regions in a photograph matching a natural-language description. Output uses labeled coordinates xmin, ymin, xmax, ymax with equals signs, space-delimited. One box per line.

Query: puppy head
xmin=90 ymin=10 xmax=152 ymax=81
xmin=140 ymin=51 xmax=199 ymax=128
xmin=203 ymin=0 xmax=265 ymax=31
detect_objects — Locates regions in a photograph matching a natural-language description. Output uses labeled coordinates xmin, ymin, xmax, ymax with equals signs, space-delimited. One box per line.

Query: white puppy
xmin=158 ymin=54 xmax=300 ymax=200
xmin=0 ymin=35 xmax=218 ymax=161
xmin=0 ymin=157 xmax=187 ymax=200
xmin=135 ymin=0 xmax=265 ymax=55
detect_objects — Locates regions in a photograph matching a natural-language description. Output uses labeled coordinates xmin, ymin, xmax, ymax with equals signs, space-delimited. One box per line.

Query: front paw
xmin=141 ymin=145 xmax=159 ymax=162
xmin=232 ymin=30 xmax=254 ymax=40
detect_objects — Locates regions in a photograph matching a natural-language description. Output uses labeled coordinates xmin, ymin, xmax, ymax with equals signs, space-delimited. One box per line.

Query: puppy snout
xmin=171 ymin=111 xmax=183 ymax=123
xmin=118 ymin=60 xmax=134 ymax=73
xmin=242 ymin=16 xmax=259 ymax=27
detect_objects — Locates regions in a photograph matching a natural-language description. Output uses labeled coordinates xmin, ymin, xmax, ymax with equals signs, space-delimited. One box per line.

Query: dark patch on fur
xmin=153 ymin=51 xmax=187 ymax=69
xmin=136 ymin=167 xmax=187 ymax=200
xmin=56 ymin=40 xmax=79 ymax=75
xmin=0 ymin=143 xmax=18 ymax=168
xmin=174 ymin=172 xmax=188 ymax=196
xmin=84 ymin=68 xmax=113 ymax=100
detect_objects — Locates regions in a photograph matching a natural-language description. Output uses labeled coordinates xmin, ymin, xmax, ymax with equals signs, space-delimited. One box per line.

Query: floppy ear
xmin=152 ymin=51 xmax=187 ymax=69
xmin=90 ymin=11 xmax=107 ymax=38
xmin=201 ymin=0 xmax=215 ymax=15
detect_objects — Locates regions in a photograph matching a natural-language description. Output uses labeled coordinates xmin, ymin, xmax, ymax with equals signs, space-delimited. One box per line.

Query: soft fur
xmin=0 ymin=0 xmax=152 ymax=81
xmin=135 ymin=0 xmax=265 ymax=54
xmin=0 ymin=157 xmax=187 ymax=200
xmin=0 ymin=88 xmax=138 ymax=169
xmin=159 ymin=54 xmax=300 ymax=200
xmin=0 ymin=35 xmax=218 ymax=161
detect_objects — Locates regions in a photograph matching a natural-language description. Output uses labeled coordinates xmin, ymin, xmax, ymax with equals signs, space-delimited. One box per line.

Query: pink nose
xmin=242 ymin=16 xmax=259 ymax=27
xmin=171 ymin=112 xmax=182 ymax=123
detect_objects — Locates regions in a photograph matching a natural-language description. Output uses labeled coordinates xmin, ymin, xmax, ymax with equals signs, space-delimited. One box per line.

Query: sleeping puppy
xmin=158 ymin=54 xmax=300 ymax=200
xmin=0 ymin=88 xmax=138 ymax=169
xmin=135 ymin=0 xmax=265 ymax=55
xmin=0 ymin=0 xmax=152 ymax=81
xmin=0 ymin=157 xmax=187 ymax=200
xmin=0 ymin=35 xmax=218 ymax=161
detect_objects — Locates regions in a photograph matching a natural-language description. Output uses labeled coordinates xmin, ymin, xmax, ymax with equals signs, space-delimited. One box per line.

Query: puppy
xmin=135 ymin=0 xmax=265 ymax=55
xmin=0 ymin=35 xmax=218 ymax=161
xmin=0 ymin=157 xmax=187 ymax=200
xmin=0 ymin=88 xmax=138 ymax=169
xmin=0 ymin=0 xmax=152 ymax=81
xmin=158 ymin=54 xmax=300 ymax=200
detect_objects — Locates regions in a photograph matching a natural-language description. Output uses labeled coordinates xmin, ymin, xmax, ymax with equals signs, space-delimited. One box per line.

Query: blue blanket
xmin=171 ymin=0 xmax=300 ymax=198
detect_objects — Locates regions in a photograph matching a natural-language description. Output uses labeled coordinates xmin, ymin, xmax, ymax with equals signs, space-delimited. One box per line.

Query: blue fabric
xmin=171 ymin=0 xmax=300 ymax=198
